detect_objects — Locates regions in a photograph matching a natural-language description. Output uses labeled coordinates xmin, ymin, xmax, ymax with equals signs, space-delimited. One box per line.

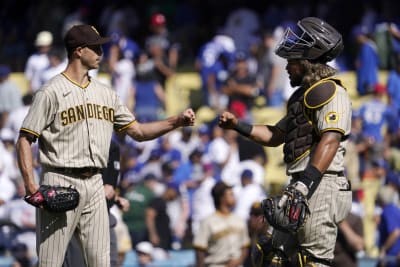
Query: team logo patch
xmin=325 ymin=112 xmax=339 ymax=123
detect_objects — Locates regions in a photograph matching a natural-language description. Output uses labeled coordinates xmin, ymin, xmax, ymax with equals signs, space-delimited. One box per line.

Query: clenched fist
xmin=218 ymin=111 xmax=238 ymax=129
xmin=177 ymin=108 xmax=196 ymax=127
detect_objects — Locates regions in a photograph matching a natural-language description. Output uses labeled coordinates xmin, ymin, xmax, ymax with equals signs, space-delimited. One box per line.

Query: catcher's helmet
xmin=275 ymin=17 xmax=343 ymax=62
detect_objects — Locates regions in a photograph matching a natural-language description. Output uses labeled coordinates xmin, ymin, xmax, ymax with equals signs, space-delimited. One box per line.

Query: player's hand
xmin=218 ymin=111 xmax=238 ymax=130
xmin=116 ymin=196 xmax=130 ymax=212
xmin=104 ymin=184 xmax=115 ymax=200
xmin=177 ymin=108 xmax=195 ymax=127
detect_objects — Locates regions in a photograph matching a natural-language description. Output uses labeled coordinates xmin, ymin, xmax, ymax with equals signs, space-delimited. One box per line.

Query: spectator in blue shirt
xmin=353 ymin=25 xmax=380 ymax=96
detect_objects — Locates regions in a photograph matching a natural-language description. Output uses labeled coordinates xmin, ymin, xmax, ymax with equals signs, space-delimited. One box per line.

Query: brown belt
xmin=47 ymin=167 xmax=102 ymax=178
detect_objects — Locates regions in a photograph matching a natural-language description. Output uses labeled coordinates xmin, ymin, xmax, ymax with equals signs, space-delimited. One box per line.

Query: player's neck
xmin=63 ymin=63 xmax=91 ymax=86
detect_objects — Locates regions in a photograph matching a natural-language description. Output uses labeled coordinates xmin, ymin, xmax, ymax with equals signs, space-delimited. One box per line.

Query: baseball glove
xmin=262 ymin=186 xmax=310 ymax=233
xmin=24 ymin=185 xmax=80 ymax=213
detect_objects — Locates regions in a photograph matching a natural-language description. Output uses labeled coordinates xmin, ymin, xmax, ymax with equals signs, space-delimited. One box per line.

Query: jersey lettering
xmin=61 ymin=103 xmax=115 ymax=126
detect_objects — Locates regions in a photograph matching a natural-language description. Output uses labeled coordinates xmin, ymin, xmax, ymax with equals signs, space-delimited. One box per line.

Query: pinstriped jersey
xmin=276 ymin=80 xmax=352 ymax=174
xmin=20 ymin=73 xmax=135 ymax=168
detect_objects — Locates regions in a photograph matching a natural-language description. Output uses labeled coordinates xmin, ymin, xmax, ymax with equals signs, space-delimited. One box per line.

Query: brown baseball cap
xmin=64 ymin=25 xmax=110 ymax=50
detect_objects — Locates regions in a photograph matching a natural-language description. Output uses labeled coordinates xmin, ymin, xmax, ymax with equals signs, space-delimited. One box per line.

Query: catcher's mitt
xmin=24 ymin=185 xmax=80 ymax=213
xmin=262 ymin=186 xmax=310 ymax=233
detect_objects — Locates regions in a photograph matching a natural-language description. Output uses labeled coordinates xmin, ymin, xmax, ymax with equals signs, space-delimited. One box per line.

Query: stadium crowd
xmin=1 ymin=1 xmax=400 ymax=267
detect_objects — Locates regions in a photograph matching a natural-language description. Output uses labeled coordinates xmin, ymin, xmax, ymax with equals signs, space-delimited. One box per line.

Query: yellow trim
xmin=61 ymin=72 xmax=90 ymax=89
xmin=291 ymin=149 xmax=310 ymax=164
xmin=20 ymin=128 xmax=40 ymax=137
xmin=320 ymin=128 xmax=345 ymax=135
xmin=252 ymin=243 xmax=264 ymax=267
xmin=325 ymin=111 xmax=339 ymax=123
xmin=117 ymin=120 xmax=137 ymax=132
xmin=297 ymin=253 xmax=303 ymax=267
xmin=304 ymin=78 xmax=337 ymax=109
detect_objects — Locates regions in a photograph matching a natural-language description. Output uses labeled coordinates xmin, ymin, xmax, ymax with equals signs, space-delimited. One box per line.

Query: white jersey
xmin=24 ymin=53 xmax=50 ymax=92
xmin=20 ymin=73 xmax=135 ymax=168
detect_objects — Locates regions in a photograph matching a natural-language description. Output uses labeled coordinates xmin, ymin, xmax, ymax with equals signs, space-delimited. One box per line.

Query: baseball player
xmin=218 ymin=17 xmax=352 ymax=267
xmin=193 ymin=181 xmax=250 ymax=267
xmin=16 ymin=24 xmax=195 ymax=267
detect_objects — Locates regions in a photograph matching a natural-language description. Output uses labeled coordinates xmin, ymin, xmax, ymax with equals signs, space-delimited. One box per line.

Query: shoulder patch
xmin=304 ymin=80 xmax=337 ymax=109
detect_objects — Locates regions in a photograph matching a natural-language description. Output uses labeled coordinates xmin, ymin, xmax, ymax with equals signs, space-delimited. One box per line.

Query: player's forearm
xmin=16 ymin=137 xmax=37 ymax=194
xmin=381 ymin=229 xmax=400 ymax=254
xmin=126 ymin=116 xmax=180 ymax=141
xmin=309 ymin=131 xmax=341 ymax=172
xmin=195 ymin=250 xmax=206 ymax=267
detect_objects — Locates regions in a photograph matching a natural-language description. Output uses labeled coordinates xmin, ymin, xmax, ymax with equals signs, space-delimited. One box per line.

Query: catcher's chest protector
xmin=283 ymin=87 xmax=316 ymax=164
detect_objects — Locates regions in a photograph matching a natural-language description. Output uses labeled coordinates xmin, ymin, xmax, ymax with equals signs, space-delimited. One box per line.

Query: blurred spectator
xmin=0 ymin=128 xmax=20 ymax=181
xmin=376 ymin=185 xmax=400 ymax=267
xmin=332 ymin=209 xmax=365 ymax=267
xmin=233 ymin=169 xmax=266 ymax=221
xmin=221 ymin=51 xmax=259 ymax=122
xmin=133 ymin=52 xmax=166 ymax=122
xmin=139 ymin=148 xmax=163 ymax=182
xmin=146 ymin=12 xmax=179 ymax=71
xmin=245 ymin=201 xmax=269 ymax=267
xmin=386 ymin=54 xmax=400 ymax=114
xmin=146 ymin=182 xmax=181 ymax=250
xmin=24 ymin=31 xmax=53 ymax=93
xmin=146 ymin=35 xmax=176 ymax=89
xmin=353 ymin=25 xmax=380 ymax=96
xmin=107 ymin=34 xmax=138 ymax=111
xmin=135 ymin=241 xmax=155 ymax=267
xmin=168 ymin=127 xmax=201 ymax=162
xmin=0 ymin=65 xmax=22 ymax=129
xmin=195 ymin=34 xmax=236 ymax=111
xmin=235 ymin=150 xmax=267 ymax=187
xmin=1 ymin=180 xmax=36 ymax=263
xmin=172 ymin=148 xmax=205 ymax=219
xmin=357 ymin=84 xmax=392 ymax=172
xmin=158 ymin=136 xmax=182 ymax=169
xmin=222 ymin=7 xmax=260 ymax=52
xmin=191 ymin=164 xmax=216 ymax=236
xmin=4 ymin=93 xmax=33 ymax=142
xmin=193 ymin=181 xmax=250 ymax=267
xmin=39 ymin=47 xmax=67 ymax=87
xmin=123 ymin=173 xmax=157 ymax=247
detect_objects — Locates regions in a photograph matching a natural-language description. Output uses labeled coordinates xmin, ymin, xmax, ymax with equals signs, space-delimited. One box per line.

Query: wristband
xmin=233 ymin=121 xmax=253 ymax=137
xmin=300 ymin=165 xmax=323 ymax=198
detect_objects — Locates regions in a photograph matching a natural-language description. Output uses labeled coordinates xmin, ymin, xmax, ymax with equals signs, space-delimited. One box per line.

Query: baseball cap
xmin=150 ymin=13 xmax=166 ymax=27
xmin=35 ymin=31 xmax=53 ymax=47
xmin=136 ymin=241 xmax=153 ymax=255
xmin=241 ymin=169 xmax=254 ymax=179
xmin=373 ymin=83 xmax=386 ymax=94
xmin=64 ymin=25 xmax=110 ymax=50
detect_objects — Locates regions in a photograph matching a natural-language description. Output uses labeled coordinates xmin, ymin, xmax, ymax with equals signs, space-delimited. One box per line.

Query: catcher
xmin=219 ymin=17 xmax=352 ymax=267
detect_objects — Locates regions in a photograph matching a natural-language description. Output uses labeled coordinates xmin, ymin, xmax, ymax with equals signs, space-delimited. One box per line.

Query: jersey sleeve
xmin=20 ymin=90 xmax=56 ymax=136
xmin=112 ymin=94 xmax=136 ymax=132
xmin=314 ymin=86 xmax=352 ymax=135
xmin=193 ymin=218 xmax=210 ymax=250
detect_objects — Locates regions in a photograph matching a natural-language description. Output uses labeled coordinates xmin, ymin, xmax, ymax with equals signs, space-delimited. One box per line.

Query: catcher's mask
xmin=275 ymin=17 xmax=343 ymax=63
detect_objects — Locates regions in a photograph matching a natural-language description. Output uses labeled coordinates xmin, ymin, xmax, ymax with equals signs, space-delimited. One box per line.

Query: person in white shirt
xmin=191 ymin=164 xmax=216 ymax=236
xmin=233 ymin=169 xmax=266 ymax=221
xmin=39 ymin=47 xmax=68 ymax=87
xmin=24 ymin=31 xmax=53 ymax=93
